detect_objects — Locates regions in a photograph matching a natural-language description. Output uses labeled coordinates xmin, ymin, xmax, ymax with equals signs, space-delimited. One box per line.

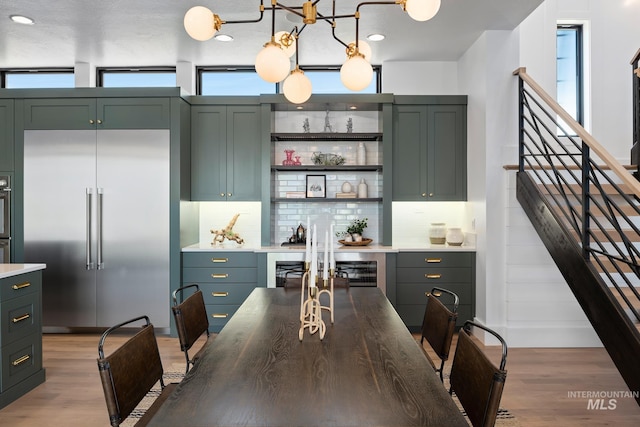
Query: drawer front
xmin=1 ymin=294 xmax=41 ymax=347
xmin=397 ymin=252 xmax=473 ymax=268
xmin=193 ymin=283 xmax=258 ymax=305
xmin=182 ymin=252 xmax=257 ymax=268
xmin=1 ymin=333 xmax=43 ymax=392
xmin=396 ymin=304 xmax=473 ymax=329
xmin=396 ymin=267 xmax=471 ymax=283
xmin=0 ymin=272 xmax=41 ymax=302
xmin=204 ymin=304 xmax=241 ymax=333
xmin=396 ymin=283 xmax=473 ymax=305
xmin=182 ymin=268 xmax=257 ymax=284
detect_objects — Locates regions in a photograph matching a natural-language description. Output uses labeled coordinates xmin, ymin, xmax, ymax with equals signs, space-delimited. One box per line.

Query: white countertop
xmin=182 ymin=243 xmax=475 ymax=253
xmin=0 ymin=263 xmax=46 ymax=279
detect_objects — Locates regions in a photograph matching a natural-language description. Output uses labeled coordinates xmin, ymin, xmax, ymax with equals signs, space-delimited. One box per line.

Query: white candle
xmin=330 ymin=223 xmax=335 ymax=270
xmin=310 ymin=224 xmax=317 ymax=287
xmin=323 ymin=229 xmax=329 ymax=280
xmin=305 ymin=216 xmax=311 ymax=265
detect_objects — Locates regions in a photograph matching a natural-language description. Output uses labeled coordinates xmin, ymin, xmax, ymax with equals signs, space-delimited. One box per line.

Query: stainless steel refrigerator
xmin=23 ymin=129 xmax=170 ymax=329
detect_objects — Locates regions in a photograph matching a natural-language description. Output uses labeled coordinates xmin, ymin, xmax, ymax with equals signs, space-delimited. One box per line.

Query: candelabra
xmin=318 ymin=268 xmax=335 ymax=324
xmin=298 ymin=264 xmax=326 ymax=341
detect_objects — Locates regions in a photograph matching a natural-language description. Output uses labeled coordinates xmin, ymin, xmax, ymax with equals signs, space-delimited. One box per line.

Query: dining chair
xmin=419 ymin=286 xmax=459 ymax=382
xmin=97 ymin=315 xmax=177 ymax=427
xmin=449 ymin=320 xmax=508 ymax=427
xmin=172 ymin=284 xmax=212 ymax=374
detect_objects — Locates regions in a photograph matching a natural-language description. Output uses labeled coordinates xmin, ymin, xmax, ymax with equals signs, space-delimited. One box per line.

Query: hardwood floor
xmin=1 ymin=332 xmax=639 ymax=426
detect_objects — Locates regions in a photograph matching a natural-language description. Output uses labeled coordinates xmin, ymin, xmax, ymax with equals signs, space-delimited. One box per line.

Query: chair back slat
xmin=97 ymin=319 xmax=164 ymax=426
xmin=422 ymin=293 xmax=457 ymax=360
xmin=449 ymin=323 xmax=508 ymax=427
xmin=173 ymin=289 xmax=209 ymax=352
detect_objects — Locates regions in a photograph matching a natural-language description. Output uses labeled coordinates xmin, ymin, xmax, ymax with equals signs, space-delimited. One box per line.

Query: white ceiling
xmin=0 ymin=0 xmax=543 ymax=69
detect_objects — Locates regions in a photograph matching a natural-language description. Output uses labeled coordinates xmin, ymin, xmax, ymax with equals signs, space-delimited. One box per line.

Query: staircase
xmin=514 ymin=68 xmax=640 ymax=405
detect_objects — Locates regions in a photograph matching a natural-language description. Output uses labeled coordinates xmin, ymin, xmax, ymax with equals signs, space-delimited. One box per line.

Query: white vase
xmin=356 ymin=142 xmax=366 ymax=165
xmin=341 ymin=181 xmax=352 ymax=193
xmin=429 ymin=223 xmax=447 ymax=245
xmin=446 ymin=227 xmax=464 ymax=246
xmin=357 ymin=178 xmax=368 ymax=198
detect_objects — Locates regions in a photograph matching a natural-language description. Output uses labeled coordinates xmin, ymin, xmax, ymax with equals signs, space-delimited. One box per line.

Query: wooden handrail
xmin=513 ymin=67 xmax=640 ymax=199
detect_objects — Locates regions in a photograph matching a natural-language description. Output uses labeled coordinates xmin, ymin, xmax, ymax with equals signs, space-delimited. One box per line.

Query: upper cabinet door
xmin=226 ymin=105 xmax=261 ymax=201
xmin=427 ymin=105 xmax=467 ymax=201
xmin=191 ymin=106 xmax=227 ymax=201
xmin=0 ymin=99 xmax=14 ymax=171
xmin=98 ymin=98 xmax=170 ymax=129
xmin=392 ymin=105 xmax=428 ymax=201
xmin=23 ymin=98 xmax=97 ymax=130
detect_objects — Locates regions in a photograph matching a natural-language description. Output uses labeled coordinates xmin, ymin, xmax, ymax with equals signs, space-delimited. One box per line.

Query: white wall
xmin=381 ymin=0 xmax=640 ymax=347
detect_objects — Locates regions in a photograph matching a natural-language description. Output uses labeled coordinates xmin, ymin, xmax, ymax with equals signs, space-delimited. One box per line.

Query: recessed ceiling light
xmin=10 ymin=15 xmax=35 ymax=25
xmin=366 ymin=33 xmax=385 ymax=42
xmin=214 ymin=34 xmax=233 ymax=42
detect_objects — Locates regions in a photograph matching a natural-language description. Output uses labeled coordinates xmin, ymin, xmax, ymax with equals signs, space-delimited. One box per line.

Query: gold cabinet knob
xmin=429 ymin=193 xmax=434 ymax=197
xmin=89 ymin=119 xmax=95 ymax=124
xmin=97 ymin=119 xmax=103 ymax=124
xmin=220 ymin=193 xmax=225 ymax=197
xmin=227 ymin=193 xmax=232 ymax=197
xmin=422 ymin=193 xmax=427 ymax=197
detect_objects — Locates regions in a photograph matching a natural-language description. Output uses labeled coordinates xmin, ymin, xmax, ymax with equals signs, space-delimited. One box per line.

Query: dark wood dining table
xmin=148 ymin=287 xmax=468 ymax=427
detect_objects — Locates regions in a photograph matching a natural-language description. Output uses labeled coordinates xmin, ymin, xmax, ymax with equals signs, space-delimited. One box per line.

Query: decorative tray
xmin=338 ymin=238 xmax=373 ymax=246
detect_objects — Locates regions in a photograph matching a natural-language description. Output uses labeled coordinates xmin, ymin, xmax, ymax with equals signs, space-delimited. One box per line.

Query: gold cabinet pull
xmin=12 ymin=313 xmax=31 ymax=323
xmin=12 ymin=354 xmax=31 ymax=366
xmin=425 ymin=274 xmax=442 ymax=279
xmin=211 ymin=273 xmax=229 ymax=279
xmin=211 ymin=258 xmax=228 ymax=263
xmin=212 ymin=313 xmax=228 ymax=318
xmin=212 ymin=292 xmax=229 ymax=297
xmin=12 ymin=282 xmax=31 ymax=290
xmin=425 ymin=258 xmax=442 ymax=263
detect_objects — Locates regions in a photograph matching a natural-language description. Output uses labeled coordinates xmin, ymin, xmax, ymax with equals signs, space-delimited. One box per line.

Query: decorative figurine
xmin=323 ymin=109 xmax=334 ymax=133
xmin=346 ymin=117 xmax=353 ymax=133
xmin=210 ymin=213 xmax=244 ymax=245
xmin=303 ymin=118 xmax=310 ymax=133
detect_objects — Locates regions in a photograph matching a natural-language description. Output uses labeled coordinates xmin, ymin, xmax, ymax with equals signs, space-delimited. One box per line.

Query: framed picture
xmin=306 ymin=175 xmax=326 ymax=198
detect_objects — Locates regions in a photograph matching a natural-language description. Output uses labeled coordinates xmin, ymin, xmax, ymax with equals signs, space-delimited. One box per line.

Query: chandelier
xmin=184 ymin=0 xmax=441 ymax=104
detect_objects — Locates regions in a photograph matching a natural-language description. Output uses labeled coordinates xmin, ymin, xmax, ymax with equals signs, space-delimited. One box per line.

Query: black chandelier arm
xmin=219 ymin=0 xmax=267 ymax=25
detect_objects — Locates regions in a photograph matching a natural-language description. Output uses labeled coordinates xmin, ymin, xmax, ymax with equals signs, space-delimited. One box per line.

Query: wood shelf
xmin=271 ymin=132 xmax=382 ymax=141
xmin=272 ymin=165 xmax=382 ymax=172
xmin=272 ymin=197 xmax=382 ymax=203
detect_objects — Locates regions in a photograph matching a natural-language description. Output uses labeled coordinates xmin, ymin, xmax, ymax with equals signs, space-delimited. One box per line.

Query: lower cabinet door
xmin=1 ymin=333 xmax=42 ymax=392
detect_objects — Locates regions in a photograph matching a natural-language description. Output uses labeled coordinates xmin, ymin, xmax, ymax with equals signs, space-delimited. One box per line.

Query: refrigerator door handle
xmin=86 ymin=188 xmax=94 ymax=270
xmin=97 ymin=188 xmax=104 ymax=270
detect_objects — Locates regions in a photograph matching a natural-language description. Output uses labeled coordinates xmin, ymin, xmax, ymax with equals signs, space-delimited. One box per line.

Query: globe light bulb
xmin=405 ymin=0 xmax=441 ymax=22
xmin=275 ymin=31 xmax=297 ymax=58
xmin=283 ymin=69 xmax=312 ymax=104
xmin=255 ymin=41 xmax=291 ymax=83
xmin=349 ymin=40 xmax=372 ymax=62
xmin=340 ymin=54 xmax=373 ymax=91
xmin=184 ymin=6 xmax=217 ymax=41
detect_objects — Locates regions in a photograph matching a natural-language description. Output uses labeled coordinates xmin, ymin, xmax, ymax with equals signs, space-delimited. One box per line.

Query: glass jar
xmin=429 ymin=223 xmax=447 ymax=245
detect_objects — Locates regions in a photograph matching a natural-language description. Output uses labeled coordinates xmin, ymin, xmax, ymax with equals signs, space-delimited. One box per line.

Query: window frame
xmin=196 ymin=65 xmax=382 ymax=96
xmin=556 ymin=24 xmax=584 ymax=133
xmin=96 ymin=66 xmax=177 ymax=87
xmin=0 ymin=68 xmax=75 ymax=88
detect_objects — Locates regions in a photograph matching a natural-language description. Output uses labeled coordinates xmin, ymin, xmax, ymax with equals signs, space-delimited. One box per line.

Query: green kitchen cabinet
xmin=22 ymin=97 xmax=171 ymax=130
xmin=0 ymin=100 xmax=14 ymax=171
xmin=181 ymin=251 xmax=264 ymax=332
xmin=191 ymin=104 xmax=262 ymax=201
xmin=392 ymin=99 xmax=467 ymax=201
xmin=395 ymin=251 xmax=475 ymax=331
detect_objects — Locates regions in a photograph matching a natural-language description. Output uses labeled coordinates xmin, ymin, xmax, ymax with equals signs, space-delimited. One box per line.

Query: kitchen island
xmin=0 ymin=263 xmax=46 ymax=409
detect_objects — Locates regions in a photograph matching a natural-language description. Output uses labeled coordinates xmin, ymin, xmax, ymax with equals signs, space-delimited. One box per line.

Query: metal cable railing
xmin=515 ymin=67 xmax=640 ymax=324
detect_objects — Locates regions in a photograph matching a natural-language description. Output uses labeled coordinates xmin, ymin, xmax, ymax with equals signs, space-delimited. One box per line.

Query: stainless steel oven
xmin=0 ymin=175 xmax=10 ymax=263
xmin=267 ymin=251 xmax=386 ymax=293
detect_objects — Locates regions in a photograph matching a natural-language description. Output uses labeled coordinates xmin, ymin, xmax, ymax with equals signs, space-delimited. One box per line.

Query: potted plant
xmin=345 ymin=217 xmax=368 ymax=242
